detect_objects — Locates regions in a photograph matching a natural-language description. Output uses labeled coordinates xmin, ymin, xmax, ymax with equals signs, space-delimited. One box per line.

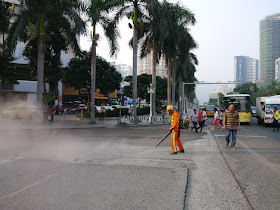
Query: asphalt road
xmin=209 ymin=117 xmax=280 ymax=210
xmin=0 ymin=122 xmax=191 ymax=210
xmin=0 ymin=117 xmax=279 ymax=209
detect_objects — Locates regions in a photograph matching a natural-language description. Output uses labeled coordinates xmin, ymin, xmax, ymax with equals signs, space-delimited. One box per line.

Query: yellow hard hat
xmin=167 ymin=105 xmax=173 ymax=111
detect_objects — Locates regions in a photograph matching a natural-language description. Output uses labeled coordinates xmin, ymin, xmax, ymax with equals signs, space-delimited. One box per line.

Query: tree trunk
xmin=167 ymin=57 xmax=171 ymax=105
xmin=152 ymin=48 xmax=156 ymax=116
xmin=172 ymin=59 xmax=176 ymax=106
xmin=43 ymin=80 xmax=47 ymax=105
xmin=90 ymin=40 xmax=97 ymax=124
xmin=87 ymin=88 xmax=90 ymax=113
xmin=0 ymin=77 xmax=5 ymax=105
xmin=36 ymin=33 xmax=45 ymax=121
xmin=178 ymin=71 xmax=182 ymax=114
xmin=132 ymin=26 xmax=138 ymax=120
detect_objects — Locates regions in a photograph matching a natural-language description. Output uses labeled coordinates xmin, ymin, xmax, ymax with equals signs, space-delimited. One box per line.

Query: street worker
xmin=272 ymin=107 xmax=279 ymax=132
xmin=223 ymin=104 xmax=241 ymax=150
xmin=167 ymin=105 xmax=184 ymax=155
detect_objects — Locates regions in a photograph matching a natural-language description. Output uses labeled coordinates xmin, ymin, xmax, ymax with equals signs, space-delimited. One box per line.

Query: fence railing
xmin=117 ymin=114 xmax=171 ymax=125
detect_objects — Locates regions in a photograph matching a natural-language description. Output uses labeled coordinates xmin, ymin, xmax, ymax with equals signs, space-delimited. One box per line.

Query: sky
xmin=79 ymin=0 xmax=280 ymax=104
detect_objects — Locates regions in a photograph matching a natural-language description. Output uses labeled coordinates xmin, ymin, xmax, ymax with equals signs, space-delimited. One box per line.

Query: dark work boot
xmin=178 ymin=150 xmax=185 ymax=153
xmin=170 ymin=152 xmax=178 ymax=155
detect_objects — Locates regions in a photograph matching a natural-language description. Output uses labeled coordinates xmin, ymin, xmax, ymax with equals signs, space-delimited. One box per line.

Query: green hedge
xmin=136 ymin=107 xmax=150 ymax=115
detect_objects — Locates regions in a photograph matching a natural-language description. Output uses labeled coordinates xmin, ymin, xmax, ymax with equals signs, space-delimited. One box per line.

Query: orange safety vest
xmin=171 ymin=111 xmax=180 ymax=132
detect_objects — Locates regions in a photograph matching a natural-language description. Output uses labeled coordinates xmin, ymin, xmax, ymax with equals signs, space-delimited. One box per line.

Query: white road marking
xmin=214 ymin=135 xmax=267 ymax=138
xmin=0 ymin=173 xmax=58 ymax=201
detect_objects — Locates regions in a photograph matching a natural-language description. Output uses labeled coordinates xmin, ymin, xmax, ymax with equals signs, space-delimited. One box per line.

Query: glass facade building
xmin=260 ymin=14 xmax=280 ymax=83
xmin=276 ymin=58 xmax=280 ymax=82
xmin=234 ymin=56 xmax=259 ymax=84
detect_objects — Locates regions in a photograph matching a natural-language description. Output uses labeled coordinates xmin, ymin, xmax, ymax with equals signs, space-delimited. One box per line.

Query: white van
xmin=256 ymin=95 xmax=280 ymax=126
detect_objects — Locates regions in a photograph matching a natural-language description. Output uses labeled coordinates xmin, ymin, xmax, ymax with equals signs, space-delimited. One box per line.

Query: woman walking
xmin=198 ymin=109 xmax=204 ymax=133
xmin=203 ymin=108 xmax=208 ymax=129
xmin=212 ymin=108 xmax=222 ymax=130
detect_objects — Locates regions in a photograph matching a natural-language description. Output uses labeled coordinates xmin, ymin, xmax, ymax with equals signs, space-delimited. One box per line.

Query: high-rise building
xmin=139 ymin=52 xmax=167 ymax=78
xmin=234 ymin=56 xmax=259 ymax=84
xmin=260 ymin=14 xmax=280 ymax=83
xmin=276 ymin=58 xmax=280 ymax=82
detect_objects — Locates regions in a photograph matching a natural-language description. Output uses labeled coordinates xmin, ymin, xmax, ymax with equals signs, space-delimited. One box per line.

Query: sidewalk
xmin=0 ymin=114 xmax=172 ymax=130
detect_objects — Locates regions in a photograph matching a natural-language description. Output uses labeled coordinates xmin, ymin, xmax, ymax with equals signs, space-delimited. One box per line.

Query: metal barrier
xmin=117 ymin=114 xmax=171 ymax=125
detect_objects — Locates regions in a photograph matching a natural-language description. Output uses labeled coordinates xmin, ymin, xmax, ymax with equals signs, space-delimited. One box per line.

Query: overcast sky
xmin=80 ymin=0 xmax=280 ymax=104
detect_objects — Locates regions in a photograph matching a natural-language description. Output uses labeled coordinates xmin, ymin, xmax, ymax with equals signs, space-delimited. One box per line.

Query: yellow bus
xmin=222 ymin=94 xmax=251 ymax=123
xmin=206 ymin=105 xmax=215 ymax=116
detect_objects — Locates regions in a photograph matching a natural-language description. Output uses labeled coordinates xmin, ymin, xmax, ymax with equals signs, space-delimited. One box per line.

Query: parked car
xmin=69 ymin=104 xmax=87 ymax=114
xmin=104 ymin=106 xmax=114 ymax=111
xmin=54 ymin=105 xmax=64 ymax=115
xmin=2 ymin=104 xmax=35 ymax=119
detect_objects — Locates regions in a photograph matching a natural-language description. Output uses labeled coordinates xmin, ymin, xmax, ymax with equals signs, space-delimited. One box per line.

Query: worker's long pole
xmin=155 ymin=130 xmax=172 ymax=147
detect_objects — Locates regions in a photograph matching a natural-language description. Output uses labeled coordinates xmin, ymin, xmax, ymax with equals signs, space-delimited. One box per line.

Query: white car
xmin=104 ymin=106 xmax=114 ymax=111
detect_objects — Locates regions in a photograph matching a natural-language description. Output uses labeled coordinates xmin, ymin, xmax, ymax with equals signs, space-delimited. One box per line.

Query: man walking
xmin=223 ymin=104 xmax=240 ymax=150
xmin=49 ymin=106 xmax=54 ymax=124
xmin=272 ymin=107 xmax=279 ymax=132
xmin=190 ymin=109 xmax=199 ymax=133
xmin=167 ymin=105 xmax=184 ymax=155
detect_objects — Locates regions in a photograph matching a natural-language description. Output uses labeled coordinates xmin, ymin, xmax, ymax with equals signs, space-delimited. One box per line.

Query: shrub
xmin=136 ymin=107 xmax=150 ymax=115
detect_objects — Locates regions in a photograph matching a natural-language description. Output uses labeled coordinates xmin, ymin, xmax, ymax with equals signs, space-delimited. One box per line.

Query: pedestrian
xmin=219 ymin=110 xmax=224 ymax=127
xmin=49 ymin=106 xmax=54 ymax=124
xmin=223 ymin=104 xmax=241 ymax=150
xmin=99 ymin=104 xmax=105 ymax=121
xmin=128 ymin=105 xmax=132 ymax=118
xmin=198 ymin=109 xmax=204 ymax=133
xmin=203 ymin=108 xmax=208 ymax=129
xmin=212 ymin=108 xmax=222 ymax=130
xmin=191 ymin=109 xmax=199 ymax=133
xmin=272 ymin=107 xmax=279 ymax=132
xmin=44 ymin=105 xmax=48 ymax=120
xmin=167 ymin=105 xmax=184 ymax=155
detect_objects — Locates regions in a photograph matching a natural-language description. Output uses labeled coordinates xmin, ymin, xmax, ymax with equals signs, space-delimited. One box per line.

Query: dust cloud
xmin=0 ymin=100 xmax=128 ymax=164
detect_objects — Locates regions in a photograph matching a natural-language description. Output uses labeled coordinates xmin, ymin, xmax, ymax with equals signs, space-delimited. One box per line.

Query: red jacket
xmin=49 ymin=108 xmax=54 ymax=116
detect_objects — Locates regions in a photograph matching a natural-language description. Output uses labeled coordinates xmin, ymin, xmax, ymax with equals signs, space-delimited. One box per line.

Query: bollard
xmin=81 ymin=110 xmax=83 ymax=119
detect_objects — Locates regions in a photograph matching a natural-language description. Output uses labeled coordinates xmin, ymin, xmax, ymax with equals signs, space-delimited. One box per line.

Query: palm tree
xmin=110 ymin=0 xmax=154 ymax=121
xmin=86 ymin=0 xmax=120 ymax=124
xmin=161 ymin=1 xmax=196 ymax=106
xmin=0 ymin=1 xmax=14 ymax=53
xmin=177 ymin=53 xmax=198 ymax=113
xmin=175 ymin=27 xmax=198 ymax=113
xmin=6 ymin=0 xmax=85 ymax=120
xmin=138 ymin=0 xmax=165 ymax=116
xmin=0 ymin=1 xmax=15 ymax=99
